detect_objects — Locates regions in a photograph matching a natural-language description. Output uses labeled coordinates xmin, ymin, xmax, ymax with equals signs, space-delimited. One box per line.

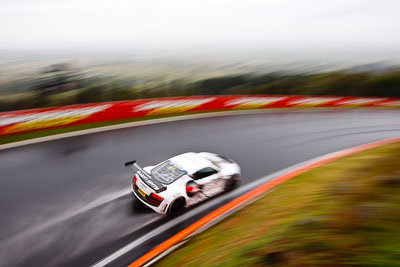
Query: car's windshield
xmin=151 ymin=161 xmax=186 ymax=184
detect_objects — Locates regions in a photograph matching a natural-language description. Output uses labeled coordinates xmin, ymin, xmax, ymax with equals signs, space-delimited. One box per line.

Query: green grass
xmin=157 ymin=142 xmax=400 ymax=267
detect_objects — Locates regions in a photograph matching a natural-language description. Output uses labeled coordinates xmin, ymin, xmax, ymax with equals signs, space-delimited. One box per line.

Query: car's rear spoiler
xmin=125 ymin=160 xmax=167 ymax=193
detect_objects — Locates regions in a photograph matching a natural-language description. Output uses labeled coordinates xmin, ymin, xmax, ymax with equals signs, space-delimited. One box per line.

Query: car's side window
xmin=192 ymin=167 xmax=217 ymax=180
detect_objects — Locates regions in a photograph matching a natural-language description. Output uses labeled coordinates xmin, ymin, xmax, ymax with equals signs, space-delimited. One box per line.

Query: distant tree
xmin=366 ymin=71 xmax=400 ymax=97
xmin=3 ymin=67 xmax=400 ymax=112
xmin=248 ymin=73 xmax=283 ymax=86
xmin=33 ymin=63 xmax=82 ymax=95
xmin=168 ymin=79 xmax=188 ymax=96
xmin=295 ymin=73 xmax=370 ymax=96
xmin=194 ymin=75 xmax=249 ymax=95
xmin=76 ymin=85 xmax=107 ymax=104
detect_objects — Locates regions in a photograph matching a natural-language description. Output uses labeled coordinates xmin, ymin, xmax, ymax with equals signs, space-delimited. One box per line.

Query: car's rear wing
xmin=124 ymin=160 xmax=148 ymax=175
xmin=125 ymin=160 xmax=167 ymax=193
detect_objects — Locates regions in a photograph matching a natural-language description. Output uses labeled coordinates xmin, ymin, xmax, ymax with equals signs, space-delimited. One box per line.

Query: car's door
xmin=191 ymin=167 xmax=219 ymax=185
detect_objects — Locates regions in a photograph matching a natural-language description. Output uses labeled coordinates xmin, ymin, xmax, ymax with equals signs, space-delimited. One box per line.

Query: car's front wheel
xmin=167 ymin=197 xmax=186 ymax=216
xmin=224 ymin=174 xmax=240 ymax=191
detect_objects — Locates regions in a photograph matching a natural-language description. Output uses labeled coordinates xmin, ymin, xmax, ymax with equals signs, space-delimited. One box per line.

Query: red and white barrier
xmin=1 ymin=95 xmax=399 ymax=136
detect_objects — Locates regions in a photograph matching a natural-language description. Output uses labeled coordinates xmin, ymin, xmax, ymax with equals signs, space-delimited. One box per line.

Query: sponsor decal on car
xmin=137 ymin=171 xmax=167 ymax=193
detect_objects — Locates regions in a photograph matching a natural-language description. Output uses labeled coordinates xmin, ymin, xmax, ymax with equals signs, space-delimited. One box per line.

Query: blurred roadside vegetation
xmin=158 ymin=142 xmax=400 ymax=266
xmin=1 ymin=63 xmax=400 ymax=112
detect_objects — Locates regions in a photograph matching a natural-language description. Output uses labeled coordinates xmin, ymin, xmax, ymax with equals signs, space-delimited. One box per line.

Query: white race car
xmin=125 ymin=152 xmax=241 ymax=215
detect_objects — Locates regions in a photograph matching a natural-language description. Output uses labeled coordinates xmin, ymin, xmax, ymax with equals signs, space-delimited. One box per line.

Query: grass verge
xmin=157 ymin=142 xmax=400 ymax=267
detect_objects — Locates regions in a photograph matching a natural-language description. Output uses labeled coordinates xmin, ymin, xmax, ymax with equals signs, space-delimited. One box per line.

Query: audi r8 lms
xmin=125 ymin=152 xmax=241 ymax=215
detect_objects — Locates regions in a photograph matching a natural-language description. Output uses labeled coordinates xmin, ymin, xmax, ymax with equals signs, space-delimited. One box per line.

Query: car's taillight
xmin=132 ymin=175 xmax=137 ymax=186
xmin=149 ymin=193 xmax=163 ymax=202
xmin=147 ymin=193 xmax=164 ymax=207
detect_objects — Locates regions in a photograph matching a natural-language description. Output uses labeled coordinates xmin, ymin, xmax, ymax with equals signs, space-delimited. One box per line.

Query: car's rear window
xmin=151 ymin=161 xmax=186 ymax=184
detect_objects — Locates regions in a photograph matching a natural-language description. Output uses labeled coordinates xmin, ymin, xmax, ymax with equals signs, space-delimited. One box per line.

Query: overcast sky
xmin=1 ymin=0 xmax=399 ymax=57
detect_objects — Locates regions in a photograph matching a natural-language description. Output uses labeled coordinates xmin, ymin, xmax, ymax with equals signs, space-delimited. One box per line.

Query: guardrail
xmin=1 ymin=95 xmax=399 ymax=136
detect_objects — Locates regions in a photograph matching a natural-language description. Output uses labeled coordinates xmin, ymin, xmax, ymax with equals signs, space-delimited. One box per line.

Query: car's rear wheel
xmin=224 ymin=174 xmax=240 ymax=191
xmin=167 ymin=197 xmax=186 ymax=216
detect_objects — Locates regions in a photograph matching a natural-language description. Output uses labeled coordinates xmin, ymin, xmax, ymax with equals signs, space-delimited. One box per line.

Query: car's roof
xmin=169 ymin=152 xmax=212 ymax=175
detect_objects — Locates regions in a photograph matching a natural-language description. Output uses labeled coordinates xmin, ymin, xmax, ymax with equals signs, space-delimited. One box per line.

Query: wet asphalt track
xmin=1 ymin=109 xmax=400 ymax=267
